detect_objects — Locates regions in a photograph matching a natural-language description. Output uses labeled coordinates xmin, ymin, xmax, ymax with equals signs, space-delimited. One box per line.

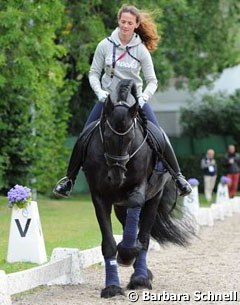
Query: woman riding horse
xmin=82 ymin=79 xmax=195 ymax=297
xmin=53 ymin=4 xmax=192 ymax=198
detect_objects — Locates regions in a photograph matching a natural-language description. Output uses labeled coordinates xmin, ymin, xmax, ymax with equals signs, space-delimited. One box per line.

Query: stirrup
xmin=53 ymin=176 xmax=73 ymax=198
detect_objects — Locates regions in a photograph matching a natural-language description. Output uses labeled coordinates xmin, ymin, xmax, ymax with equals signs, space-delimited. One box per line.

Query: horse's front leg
xmin=127 ymin=193 xmax=161 ymax=290
xmin=117 ymin=186 xmax=145 ymax=266
xmin=92 ymin=196 xmax=124 ymax=298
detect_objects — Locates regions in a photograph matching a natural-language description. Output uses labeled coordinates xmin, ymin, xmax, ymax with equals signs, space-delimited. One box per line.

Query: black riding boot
xmin=53 ymin=121 xmax=97 ymax=198
xmin=163 ymin=136 xmax=192 ymax=196
xmin=53 ymin=138 xmax=82 ymax=198
xmin=147 ymin=122 xmax=192 ymax=197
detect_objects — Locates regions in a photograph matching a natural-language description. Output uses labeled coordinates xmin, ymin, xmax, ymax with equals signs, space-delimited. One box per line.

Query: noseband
xmin=99 ymin=102 xmax=148 ymax=172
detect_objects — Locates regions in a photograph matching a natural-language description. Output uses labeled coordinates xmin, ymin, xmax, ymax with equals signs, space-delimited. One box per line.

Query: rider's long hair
xmin=117 ymin=4 xmax=160 ymax=51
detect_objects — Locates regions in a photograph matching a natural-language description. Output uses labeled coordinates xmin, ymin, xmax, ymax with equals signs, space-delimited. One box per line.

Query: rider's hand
xmin=138 ymin=96 xmax=146 ymax=108
xmin=97 ymin=90 xmax=109 ymax=103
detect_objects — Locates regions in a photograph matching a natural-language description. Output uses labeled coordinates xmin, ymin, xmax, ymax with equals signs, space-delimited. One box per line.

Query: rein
xmin=106 ymin=119 xmax=135 ymax=136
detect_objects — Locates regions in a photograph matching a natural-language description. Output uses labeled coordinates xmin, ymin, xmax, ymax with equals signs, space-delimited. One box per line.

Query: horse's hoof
xmin=101 ymin=285 xmax=125 ymax=298
xmin=117 ymin=241 xmax=142 ymax=267
xmin=127 ymin=269 xmax=153 ymax=290
xmin=117 ymin=253 xmax=136 ymax=267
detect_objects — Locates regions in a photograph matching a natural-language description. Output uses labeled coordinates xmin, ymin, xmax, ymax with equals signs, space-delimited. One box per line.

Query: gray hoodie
xmin=89 ymin=27 xmax=158 ymax=101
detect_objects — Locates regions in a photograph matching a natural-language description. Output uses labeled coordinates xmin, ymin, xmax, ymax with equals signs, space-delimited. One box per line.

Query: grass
xmin=0 ymin=190 xmax=226 ymax=274
xmin=0 ymin=194 xmax=122 ymax=273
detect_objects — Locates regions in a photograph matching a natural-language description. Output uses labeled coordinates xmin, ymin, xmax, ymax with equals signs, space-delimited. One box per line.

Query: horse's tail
xmin=150 ymin=176 xmax=196 ymax=247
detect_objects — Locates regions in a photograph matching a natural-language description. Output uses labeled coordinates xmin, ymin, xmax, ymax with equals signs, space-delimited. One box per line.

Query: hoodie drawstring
xmin=107 ymin=37 xmax=140 ymax=79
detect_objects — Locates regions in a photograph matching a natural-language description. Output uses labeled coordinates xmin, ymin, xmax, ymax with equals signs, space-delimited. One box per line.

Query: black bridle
xmin=99 ymin=102 xmax=148 ymax=172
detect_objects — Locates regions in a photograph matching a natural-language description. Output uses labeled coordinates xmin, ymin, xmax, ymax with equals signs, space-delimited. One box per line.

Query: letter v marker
xmin=15 ymin=219 xmax=31 ymax=237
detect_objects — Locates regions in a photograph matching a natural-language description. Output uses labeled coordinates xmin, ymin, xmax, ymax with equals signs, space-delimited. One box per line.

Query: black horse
xmin=83 ymin=79 xmax=194 ymax=298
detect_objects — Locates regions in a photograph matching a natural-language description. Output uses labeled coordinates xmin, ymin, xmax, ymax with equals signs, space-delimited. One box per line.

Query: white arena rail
xmin=0 ymin=247 xmax=100 ymax=305
xmin=0 ymin=237 xmax=159 ymax=305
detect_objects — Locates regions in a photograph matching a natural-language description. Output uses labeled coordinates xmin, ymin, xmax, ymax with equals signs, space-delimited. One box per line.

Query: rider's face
xmin=118 ymin=12 xmax=139 ymax=41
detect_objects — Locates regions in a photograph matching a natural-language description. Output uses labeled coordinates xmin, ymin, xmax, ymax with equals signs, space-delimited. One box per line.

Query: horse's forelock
xmin=117 ymin=79 xmax=138 ymax=103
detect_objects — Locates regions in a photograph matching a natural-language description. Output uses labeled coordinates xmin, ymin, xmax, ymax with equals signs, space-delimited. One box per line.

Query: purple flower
xmin=220 ymin=176 xmax=231 ymax=185
xmin=188 ymin=178 xmax=199 ymax=186
xmin=7 ymin=185 xmax=32 ymax=208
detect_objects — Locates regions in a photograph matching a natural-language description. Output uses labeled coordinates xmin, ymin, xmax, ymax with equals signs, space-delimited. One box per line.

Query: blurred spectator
xmin=201 ymin=149 xmax=217 ymax=202
xmin=223 ymin=145 xmax=240 ymax=198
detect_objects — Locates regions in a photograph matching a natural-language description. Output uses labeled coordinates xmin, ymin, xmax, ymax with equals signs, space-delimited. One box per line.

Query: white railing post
xmin=48 ymin=248 xmax=83 ymax=285
xmin=215 ymin=181 xmax=233 ymax=217
xmin=183 ymin=179 xmax=200 ymax=229
xmin=0 ymin=270 xmax=12 ymax=305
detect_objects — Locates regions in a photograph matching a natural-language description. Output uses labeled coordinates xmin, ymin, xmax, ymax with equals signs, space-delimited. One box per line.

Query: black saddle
xmin=146 ymin=120 xmax=166 ymax=156
xmin=77 ymin=120 xmax=100 ymax=166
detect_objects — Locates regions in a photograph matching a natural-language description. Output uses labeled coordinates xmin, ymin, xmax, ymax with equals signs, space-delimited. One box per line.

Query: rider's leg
xmin=53 ymin=102 xmax=104 ymax=197
xmin=142 ymin=103 xmax=192 ymax=196
xmin=84 ymin=101 xmax=104 ymax=127
xmin=66 ymin=101 xmax=104 ymax=180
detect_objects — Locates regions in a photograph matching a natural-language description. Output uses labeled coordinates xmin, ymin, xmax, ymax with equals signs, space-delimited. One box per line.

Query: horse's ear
xmin=129 ymin=100 xmax=139 ymax=118
xmin=104 ymin=95 xmax=114 ymax=116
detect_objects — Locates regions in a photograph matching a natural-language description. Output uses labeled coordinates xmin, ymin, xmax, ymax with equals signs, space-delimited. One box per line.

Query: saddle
xmin=134 ymin=115 xmax=167 ymax=172
xmin=148 ymin=121 xmax=169 ymax=165
xmin=77 ymin=120 xmax=100 ymax=167
xmin=146 ymin=120 xmax=166 ymax=156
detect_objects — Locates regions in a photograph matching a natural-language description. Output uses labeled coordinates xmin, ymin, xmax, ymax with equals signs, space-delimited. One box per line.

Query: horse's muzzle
xmin=104 ymin=153 xmax=130 ymax=186
xmin=107 ymin=168 xmax=126 ymax=187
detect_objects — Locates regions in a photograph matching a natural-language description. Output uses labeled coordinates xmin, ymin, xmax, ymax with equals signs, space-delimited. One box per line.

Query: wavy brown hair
xmin=117 ymin=4 xmax=160 ymax=51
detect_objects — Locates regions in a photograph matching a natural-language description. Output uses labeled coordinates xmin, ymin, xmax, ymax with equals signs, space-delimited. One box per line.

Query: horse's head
xmin=101 ymin=80 xmax=139 ymax=187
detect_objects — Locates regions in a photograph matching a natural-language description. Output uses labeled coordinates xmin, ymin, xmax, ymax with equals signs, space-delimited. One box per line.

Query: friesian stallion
xmin=82 ymin=79 xmax=194 ymax=298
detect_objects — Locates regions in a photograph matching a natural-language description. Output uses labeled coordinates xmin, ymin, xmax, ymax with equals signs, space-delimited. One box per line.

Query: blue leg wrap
xmin=133 ymin=250 xmax=148 ymax=278
xmin=122 ymin=207 xmax=141 ymax=248
xmin=105 ymin=257 xmax=120 ymax=287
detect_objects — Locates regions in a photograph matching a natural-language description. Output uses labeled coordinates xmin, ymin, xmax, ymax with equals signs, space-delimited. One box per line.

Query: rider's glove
xmin=97 ymin=90 xmax=109 ymax=103
xmin=138 ymin=96 xmax=147 ymax=108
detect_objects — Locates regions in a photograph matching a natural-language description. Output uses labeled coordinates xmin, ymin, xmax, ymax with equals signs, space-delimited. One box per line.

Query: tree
xmin=137 ymin=0 xmax=240 ymax=88
xmin=0 ymin=0 xmax=73 ymax=192
xmin=180 ymin=90 xmax=240 ymax=147
xmin=58 ymin=0 xmax=117 ymax=134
